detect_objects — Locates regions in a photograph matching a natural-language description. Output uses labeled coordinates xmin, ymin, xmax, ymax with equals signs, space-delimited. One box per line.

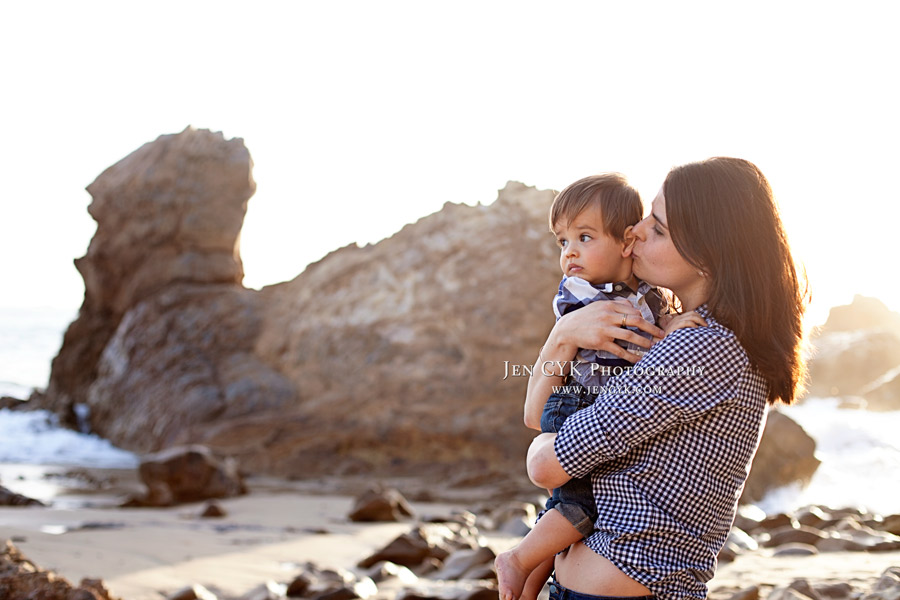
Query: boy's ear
xmin=621 ymin=225 xmax=636 ymax=257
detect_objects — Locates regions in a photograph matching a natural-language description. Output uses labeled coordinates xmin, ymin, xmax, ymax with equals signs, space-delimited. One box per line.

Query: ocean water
xmin=1 ymin=307 xmax=899 ymax=515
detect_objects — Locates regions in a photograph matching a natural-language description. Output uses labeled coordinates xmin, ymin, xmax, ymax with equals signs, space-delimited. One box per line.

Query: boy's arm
xmin=523 ymin=353 xmax=566 ymax=431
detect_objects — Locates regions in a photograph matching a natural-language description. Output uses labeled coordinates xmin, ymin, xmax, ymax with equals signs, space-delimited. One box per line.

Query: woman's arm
xmin=523 ymin=301 xmax=666 ymax=430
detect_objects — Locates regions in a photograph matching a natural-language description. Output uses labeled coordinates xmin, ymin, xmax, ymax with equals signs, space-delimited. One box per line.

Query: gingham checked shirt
xmin=553 ymin=276 xmax=666 ymax=391
xmin=554 ymin=304 xmax=769 ymax=600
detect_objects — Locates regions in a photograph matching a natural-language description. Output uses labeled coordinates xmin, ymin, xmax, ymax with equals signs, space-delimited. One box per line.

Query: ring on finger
xmin=621 ymin=314 xmax=627 ymax=327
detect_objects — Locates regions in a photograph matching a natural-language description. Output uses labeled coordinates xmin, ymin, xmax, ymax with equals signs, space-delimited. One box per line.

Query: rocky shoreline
xmin=3 ymin=476 xmax=900 ymax=600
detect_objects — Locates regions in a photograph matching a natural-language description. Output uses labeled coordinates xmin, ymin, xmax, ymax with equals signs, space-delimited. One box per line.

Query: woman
xmin=525 ymin=157 xmax=806 ymax=600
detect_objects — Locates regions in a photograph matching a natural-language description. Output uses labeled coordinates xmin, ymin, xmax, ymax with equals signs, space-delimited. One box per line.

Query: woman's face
xmin=629 ymin=186 xmax=709 ymax=310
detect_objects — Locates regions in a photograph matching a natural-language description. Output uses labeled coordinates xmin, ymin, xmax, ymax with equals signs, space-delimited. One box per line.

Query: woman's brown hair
xmin=664 ymin=157 xmax=808 ymax=405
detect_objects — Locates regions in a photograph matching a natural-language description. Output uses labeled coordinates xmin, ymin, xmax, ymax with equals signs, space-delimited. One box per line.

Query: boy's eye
xmin=557 ymin=238 xmax=567 ymax=248
xmin=579 ymin=234 xmax=591 ymax=243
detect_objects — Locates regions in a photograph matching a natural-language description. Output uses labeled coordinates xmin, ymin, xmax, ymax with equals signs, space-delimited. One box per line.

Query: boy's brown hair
xmin=549 ymin=173 xmax=643 ymax=240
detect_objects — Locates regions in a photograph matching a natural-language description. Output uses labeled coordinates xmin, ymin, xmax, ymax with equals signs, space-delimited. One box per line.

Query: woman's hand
xmin=526 ymin=432 xmax=571 ymax=490
xmin=547 ymin=299 xmax=666 ymax=364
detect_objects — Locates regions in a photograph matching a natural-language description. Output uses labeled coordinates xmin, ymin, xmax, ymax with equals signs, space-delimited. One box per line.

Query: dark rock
xmin=348 ymin=486 xmax=415 ymax=522
xmin=0 ymin=540 xmax=118 ymax=599
xmin=812 ymin=583 xmax=854 ymax=600
xmin=201 ymin=501 xmax=227 ymax=518
xmin=358 ymin=523 xmax=479 ymax=569
xmin=726 ymin=586 xmax=760 ymax=600
xmin=167 ymin=584 xmax=219 ymax=600
xmin=882 ymin=515 xmax=900 ymax=536
xmin=732 ymin=504 xmax=765 ymax=534
xmin=126 ymin=445 xmax=245 ymax=507
xmin=0 ymin=484 xmax=45 ymax=506
xmin=717 ymin=542 xmax=739 ymax=564
xmin=37 ymin=127 xmax=255 ymax=431
xmin=815 ymin=536 xmax=869 ymax=552
xmin=865 ymin=567 xmax=900 ymax=600
xmin=796 ymin=506 xmax=835 ymax=529
xmin=0 ymin=396 xmax=27 ymax=410
xmin=742 ymin=411 xmax=820 ymax=504
xmin=286 ymin=573 xmax=312 ymax=596
xmin=363 ymin=561 xmax=418 ymax=585
xmin=431 ymin=546 xmax=496 ymax=580
xmin=757 ymin=513 xmax=798 ymax=532
xmin=763 ymin=525 xmax=829 ymax=548
xmin=285 ymin=563 xmax=376 ymax=600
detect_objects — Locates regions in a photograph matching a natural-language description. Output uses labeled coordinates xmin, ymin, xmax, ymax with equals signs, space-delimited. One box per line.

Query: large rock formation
xmin=40 ymin=127 xmax=257 ymax=426
xmin=35 ymin=129 xmax=819 ymax=499
xmin=741 ymin=410 xmax=821 ymax=504
xmin=806 ymin=296 xmax=900 ymax=399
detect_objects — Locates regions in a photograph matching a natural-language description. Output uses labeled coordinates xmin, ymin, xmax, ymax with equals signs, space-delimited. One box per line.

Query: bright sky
xmin=2 ymin=2 xmax=898 ymax=327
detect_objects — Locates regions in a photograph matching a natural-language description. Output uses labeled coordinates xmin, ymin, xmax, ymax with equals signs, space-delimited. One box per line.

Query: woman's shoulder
xmin=646 ymin=312 xmax=750 ymax=374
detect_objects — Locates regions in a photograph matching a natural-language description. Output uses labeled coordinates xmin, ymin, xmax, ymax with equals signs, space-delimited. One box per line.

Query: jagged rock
xmin=125 ymin=445 xmax=245 ymax=506
xmin=430 ymin=546 xmax=496 ymax=580
xmin=756 ymin=512 xmax=797 ymax=532
xmin=882 ymin=515 xmax=900 ymax=536
xmin=865 ymin=567 xmax=900 ymax=600
xmin=363 ymin=562 xmax=418 ymax=585
xmin=812 ymin=583 xmax=854 ymax=600
xmin=168 ymin=583 xmax=219 ymax=600
xmin=795 ymin=506 xmax=836 ymax=529
xmin=0 ymin=540 xmax=118 ymax=599
xmin=862 ymin=368 xmax=900 ymax=411
xmin=806 ymin=330 xmax=900 ymax=399
xmin=818 ymin=296 xmax=900 ymax=338
xmin=251 ymin=181 xmax=559 ymax=478
xmin=201 ymin=501 xmax=227 ymax=518
xmin=726 ymin=586 xmax=760 ymax=600
xmin=762 ymin=525 xmax=829 ymax=548
xmin=358 ymin=524 xmax=481 ymax=569
xmin=0 ymin=397 xmax=26 ymax=410
xmin=482 ymin=501 xmax=537 ymax=536
xmin=285 ymin=563 xmax=376 ymax=600
xmin=39 ymin=127 xmax=255 ymax=428
xmin=741 ymin=411 xmax=820 ymax=504
xmin=348 ymin=486 xmax=415 ymax=522
xmin=771 ymin=543 xmax=819 ymax=558
xmin=0 ymin=485 xmax=45 ymax=506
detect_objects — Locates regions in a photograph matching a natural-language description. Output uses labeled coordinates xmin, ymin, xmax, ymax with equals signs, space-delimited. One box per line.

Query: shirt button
xmin=614 ymin=284 xmax=623 ymax=291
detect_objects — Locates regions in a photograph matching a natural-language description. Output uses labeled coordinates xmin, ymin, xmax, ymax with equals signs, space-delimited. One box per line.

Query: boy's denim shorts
xmin=540 ymin=386 xmax=598 ymax=538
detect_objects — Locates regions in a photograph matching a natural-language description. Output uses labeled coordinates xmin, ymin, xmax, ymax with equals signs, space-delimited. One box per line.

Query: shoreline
xmin=3 ymin=475 xmax=900 ymax=600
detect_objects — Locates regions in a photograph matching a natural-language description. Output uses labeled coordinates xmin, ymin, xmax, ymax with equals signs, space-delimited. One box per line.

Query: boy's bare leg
xmin=520 ymin=556 xmax=554 ymax=600
xmin=495 ymin=508 xmax=583 ymax=600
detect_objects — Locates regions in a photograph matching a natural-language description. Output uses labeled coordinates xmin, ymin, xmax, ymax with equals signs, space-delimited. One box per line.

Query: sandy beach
xmin=3 ymin=473 xmax=899 ymax=600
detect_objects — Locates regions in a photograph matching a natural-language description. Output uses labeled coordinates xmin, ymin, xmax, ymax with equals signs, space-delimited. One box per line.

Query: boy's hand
xmin=661 ymin=310 xmax=707 ymax=336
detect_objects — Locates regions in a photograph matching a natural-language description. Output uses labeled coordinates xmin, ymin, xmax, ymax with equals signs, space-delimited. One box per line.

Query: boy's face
xmin=553 ymin=206 xmax=633 ymax=285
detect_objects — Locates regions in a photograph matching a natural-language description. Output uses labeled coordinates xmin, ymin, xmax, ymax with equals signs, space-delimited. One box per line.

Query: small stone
xmin=772 ymin=543 xmax=819 ymax=557
xmin=168 ymin=584 xmax=219 ymax=600
xmin=201 ymin=501 xmax=227 ymax=518
xmin=727 ymin=585 xmax=760 ymax=600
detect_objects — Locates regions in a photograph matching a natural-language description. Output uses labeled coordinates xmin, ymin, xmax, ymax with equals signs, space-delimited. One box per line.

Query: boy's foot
xmin=495 ymin=549 xmax=530 ymax=600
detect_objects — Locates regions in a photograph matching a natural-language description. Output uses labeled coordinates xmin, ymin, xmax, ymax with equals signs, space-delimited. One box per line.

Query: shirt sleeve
xmin=554 ymin=325 xmax=750 ymax=479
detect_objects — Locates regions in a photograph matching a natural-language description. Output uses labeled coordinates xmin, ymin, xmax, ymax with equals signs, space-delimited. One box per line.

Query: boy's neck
xmin=621 ymin=274 xmax=640 ymax=293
